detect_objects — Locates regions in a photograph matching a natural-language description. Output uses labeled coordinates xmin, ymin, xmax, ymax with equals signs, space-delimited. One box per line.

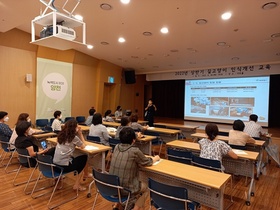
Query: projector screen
xmin=184 ymin=76 xmax=270 ymax=126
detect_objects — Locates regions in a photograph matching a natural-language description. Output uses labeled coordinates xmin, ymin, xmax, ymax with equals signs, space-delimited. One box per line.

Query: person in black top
xmin=15 ymin=121 xmax=55 ymax=167
xmin=144 ymin=99 xmax=157 ymax=126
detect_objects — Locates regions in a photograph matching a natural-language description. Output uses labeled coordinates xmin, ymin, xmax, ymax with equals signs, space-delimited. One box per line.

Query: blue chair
xmin=92 ymin=168 xmax=131 ymax=210
xmin=148 ymin=178 xmax=200 ymax=210
xmin=64 ymin=117 xmax=74 ymax=123
xmin=167 ymin=147 xmax=193 ymax=165
xmin=191 ymin=155 xmax=222 ymax=172
xmin=144 ymin=130 xmax=163 ymax=156
xmin=109 ymin=138 xmax=120 ymax=151
xmin=49 ymin=118 xmax=55 ymax=126
xmin=31 ymin=154 xmax=78 ymax=209
xmin=87 ymin=135 xmax=101 ymax=144
xmin=13 ymin=148 xmax=37 ymax=194
xmin=36 ymin=119 xmax=49 ymax=128
xmin=0 ymin=140 xmax=17 ymax=173
xmin=76 ymin=116 xmax=86 ymax=124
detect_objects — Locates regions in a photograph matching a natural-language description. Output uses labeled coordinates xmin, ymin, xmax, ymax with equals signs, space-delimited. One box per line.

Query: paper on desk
xmin=148 ymin=127 xmax=155 ymax=130
xmin=153 ymin=159 xmax=162 ymax=165
xmin=233 ymin=149 xmax=248 ymax=155
xmin=85 ymin=145 xmax=99 ymax=150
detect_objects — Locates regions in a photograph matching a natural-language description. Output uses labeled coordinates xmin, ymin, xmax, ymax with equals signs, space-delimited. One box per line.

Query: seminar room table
xmin=146 ymin=127 xmax=182 ymax=140
xmin=140 ymin=158 xmax=231 ymax=210
xmin=166 ymin=140 xmax=260 ymax=206
xmin=191 ymin=132 xmax=265 ymax=179
xmin=154 ymin=122 xmax=199 ymax=138
xmin=78 ymin=125 xmax=157 ymax=155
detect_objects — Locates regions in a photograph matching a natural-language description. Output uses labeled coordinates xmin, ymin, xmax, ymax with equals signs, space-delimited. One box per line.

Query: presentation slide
xmin=184 ymin=76 xmax=270 ymax=126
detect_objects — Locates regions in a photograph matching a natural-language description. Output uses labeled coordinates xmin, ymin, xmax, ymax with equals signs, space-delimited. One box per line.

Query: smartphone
xmin=41 ymin=141 xmax=47 ymax=149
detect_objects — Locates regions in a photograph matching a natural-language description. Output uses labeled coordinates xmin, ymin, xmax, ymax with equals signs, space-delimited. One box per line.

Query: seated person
xmin=9 ymin=113 xmax=35 ymax=150
xmin=0 ymin=111 xmax=12 ymax=143
xmin=85 ymin=108 xmax=96 ymax=126
xmin=114 ymin=106 xmax=123 ymax=119
xmin=15 ymin=121 xmax=55 ymax=167
xmin=109 ymin=127 xmax=160 ymax=210
xmin=199 ymin=123 xmax=238 ymax=167
xmin=53 ymin=119 xmax=88 ymax=191
xmin=103 ymin=110 xmax=114 ymax=122
xmin=115 ymin=116 xmax=130 ymax=139
xmin=229 ymin=120 xmax=256 ymax=146
xmin=51 ymin=110 xmax=62 ymax=132
xmin=89 ymin=113 xmax=110 ymax=146
xmin=244 ymin=114 xmax=265 ymax=138
xmin=130 ymin=113 xmax=148 ymax=132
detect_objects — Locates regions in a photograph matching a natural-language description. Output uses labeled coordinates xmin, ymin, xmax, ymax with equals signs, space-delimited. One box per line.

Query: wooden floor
xmin=0 ymin=118 xmax=279 ymax=210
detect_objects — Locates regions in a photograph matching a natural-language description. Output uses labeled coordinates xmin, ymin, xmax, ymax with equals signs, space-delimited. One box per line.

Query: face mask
xmin=27 ymin=118 xmax=31 ymax=122
xmin=4 ymin=116 xmax=9 ymax=122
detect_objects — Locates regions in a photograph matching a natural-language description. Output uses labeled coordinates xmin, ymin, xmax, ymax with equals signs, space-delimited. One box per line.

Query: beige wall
xmin=0 ymin=29 xmax=145 ymax=127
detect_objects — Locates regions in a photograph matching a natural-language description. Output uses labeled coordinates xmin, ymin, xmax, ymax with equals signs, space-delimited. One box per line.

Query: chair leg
xmin=4 ymin=150 xmax=19 ymax=173
xmin=92 ymin=191 xmax=99 ymax=210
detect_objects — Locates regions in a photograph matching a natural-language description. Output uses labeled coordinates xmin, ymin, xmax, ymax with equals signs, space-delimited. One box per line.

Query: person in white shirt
xmin=244 ymin=114 xmax=265 ymax=138
xmin=114 ymin=106 xmax=123 ymax=119
xmin=51 ymin=110 xmax=62 ymax=132
xmin=9 ymin=113 xmax=35 ymax=150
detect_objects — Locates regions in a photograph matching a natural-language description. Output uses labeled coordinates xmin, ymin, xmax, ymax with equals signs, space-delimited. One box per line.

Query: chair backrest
xmin=167 ymin=148 xmax=192 ymax=165
xmin=64 ymin=117 xmax=74 ymax=123
xmin=192 ymin=155 xmax=222 ymax=172
xmin=86 ymin=135 xmax=101 ymax=144
xmin=76 ymin=116 xmax=86 ymax=123
xmin=92 ymin=168 xmax=129 ymax=201
xmin=228 ymin=144 xmax=247 ymax=150
xmin=36 ymin=119 xmax=49 ymax=128
xmin=154 ymin=124 xmax=166 ymax=128
xmin=49 ymin=118 xmax=55 ymax=126
xmin=0 ymin=140 xmax=10 ymax=151
xmin=17 ymin=148 xmax=37 ymax=168
xmin=148 ymin=178 xmax=193 ymax=210
xmin=36 ymin=154 xmax=62 ymax=178
xmin=109 ymin=138 xmax=120 ymax=151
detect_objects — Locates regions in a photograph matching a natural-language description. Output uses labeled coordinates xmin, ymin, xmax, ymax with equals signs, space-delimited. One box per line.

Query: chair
xmin=13 ymin=148 xmax=37 ymax=194
xmin=87 ymin=135 xmax=101 ymax=144
xmin=76 ymin=116 xmax=86 ymax=125
xmin=148 ymin=178 xmax=200 ymax=210
xmin=144 ymin=130 xmax=163 ymax=156
xmin=36 ymin=119 xmax=49 ymax=128
xmin=0 ymin=140 xmax=18 ymax=173
xmin=191 ymin=155 xmax=222 ymax=172
xmin=229 ymin=144 xmax=247 ymax=150
xmin=31 ymin=154 xmax=78 ymax=209
xmin=109 ymin=138 xmax=120 ymax=151
xmin=49 ymin=118 xmax=55 ymax=126
xmin=64 ymin=117 xmax=74 ymax=123
xmin=92 ymin=168 xmax=131 ymax=210
xmin=167 ymin=147 xmax=193 ymax=165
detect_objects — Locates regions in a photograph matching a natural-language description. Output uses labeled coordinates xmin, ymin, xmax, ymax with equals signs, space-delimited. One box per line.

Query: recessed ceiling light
xmin=74 ymin=15 xmax=83 ymax=21
xmin=262 ymin=2 xmax=278 ymax=10
xmin=143 ymin=31 xmax=153 ymax=36
xmin=120 ymin=0 xmax=130 ymax=4
xmin=221 ymin=12 xmax=232 ymax=20
xmin=196 ymin=19 xmax=207 ymax=25
xmin=271 ymin=33 xmax=280 ymax=38
xmin=100 ymin=3 xmax=112 ymax=10
xmin=87 ymin=45 xmax=93 ymax=49
xmin=160 ymin=27 xmax=169 ymax=34
xmin=101 ymin=41 xmax=109 ymax=45
xmin=231 ymin=57 xmax=240 ymax=60
xmin=217 ymin=42 xmax=227 ymax=46
xmin=118 ymin=37 xmax=126 ymax=43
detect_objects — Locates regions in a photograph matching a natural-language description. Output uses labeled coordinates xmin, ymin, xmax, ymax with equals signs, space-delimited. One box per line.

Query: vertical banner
xmin=36 ymin=58 xmax=72 ymax=120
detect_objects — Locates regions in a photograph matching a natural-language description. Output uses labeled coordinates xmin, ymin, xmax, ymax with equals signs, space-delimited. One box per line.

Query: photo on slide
xmin=191 ymin=97 xmax=210 ymax=114
xmin=230 ymin=107 xmax=253 ymax=117
xmin=229 ymin=97 xmax=255 ymax=107
xmin=210 ymin=97 xmax=229 ymax=106
xmin=209 ymin=106 xmax=229 ymax=116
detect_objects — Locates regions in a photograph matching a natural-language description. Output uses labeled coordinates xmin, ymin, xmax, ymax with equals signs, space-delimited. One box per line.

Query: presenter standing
xmin=144 ymin=99 xmax=157 ymax=126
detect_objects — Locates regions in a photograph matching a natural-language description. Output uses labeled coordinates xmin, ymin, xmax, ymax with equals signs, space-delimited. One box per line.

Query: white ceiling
xmin=1 ymin=0 xmax=280 ymax=75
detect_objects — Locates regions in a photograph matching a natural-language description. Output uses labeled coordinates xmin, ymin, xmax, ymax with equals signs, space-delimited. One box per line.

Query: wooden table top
xmin=147 ymin=127 xmax=181 ymax=135
xmin=46 ymin=137 xmax=111 ymax=154
xmin=167 ymin=140 xmax=259 ymax=160
xmin=143 ymin=158 xmax=231 ymax=190
xmin=154 ymin=122 xmax=198 ymax=130
xmin=191 ymin=133 xmax=265 ymax=146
